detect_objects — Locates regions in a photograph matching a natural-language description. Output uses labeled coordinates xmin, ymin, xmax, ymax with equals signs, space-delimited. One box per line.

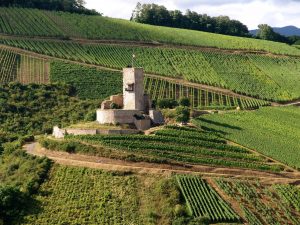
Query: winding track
xmin=24 ymin=142 xmax=300 ymax=185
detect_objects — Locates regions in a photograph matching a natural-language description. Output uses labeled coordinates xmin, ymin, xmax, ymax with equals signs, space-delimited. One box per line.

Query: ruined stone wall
xmin=97 ymin=109 xmax=142 ymax=124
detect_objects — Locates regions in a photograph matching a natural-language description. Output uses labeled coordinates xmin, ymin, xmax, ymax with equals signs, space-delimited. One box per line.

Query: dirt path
xmin=24 ymin=143 xmax=300 ymax=185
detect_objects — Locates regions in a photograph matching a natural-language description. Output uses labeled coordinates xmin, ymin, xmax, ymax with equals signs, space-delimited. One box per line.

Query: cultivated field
xmin=195 ymin=106 xmax=300 ymax=169
xmin=0 ymin=7 xmax=299 ymax=55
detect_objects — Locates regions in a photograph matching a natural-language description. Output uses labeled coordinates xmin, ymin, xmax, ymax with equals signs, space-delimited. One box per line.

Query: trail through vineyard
xmin=24 ymin=142 xmax=300 ymax=185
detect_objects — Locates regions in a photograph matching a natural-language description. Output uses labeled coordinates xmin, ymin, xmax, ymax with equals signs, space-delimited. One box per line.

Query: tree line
xmin=131 ymin=3 xmax=300 ymax=45
xmin=0 ymin=0 xmax=100 ymax=15
xmin=131 ymin=3 xmax=250 ymax=37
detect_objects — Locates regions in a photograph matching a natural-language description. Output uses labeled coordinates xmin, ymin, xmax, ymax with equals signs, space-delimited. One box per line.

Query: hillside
xmin=0 ymin=7 xmax=299 ymax=56
xmin=195 ymin=106 xmax=300 ymax=169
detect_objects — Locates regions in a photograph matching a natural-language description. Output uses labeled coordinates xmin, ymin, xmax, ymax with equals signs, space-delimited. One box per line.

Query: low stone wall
xmin=52 ymin=126 xmax=139 ymax=138
xmin=97 ymin=109 xmax=142 ymax=124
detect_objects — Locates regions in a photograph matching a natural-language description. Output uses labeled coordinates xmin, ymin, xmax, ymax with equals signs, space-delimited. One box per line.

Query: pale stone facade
xmin=96 ymin=67 xmax=164 ymax=131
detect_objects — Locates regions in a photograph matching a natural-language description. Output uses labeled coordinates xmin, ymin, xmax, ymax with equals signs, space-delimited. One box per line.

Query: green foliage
xmin=23 ymin=165 xmax=142 ymax=224
xmin=0 ymin=7 xmax=299 ymax=55
xmin=0 ymin=82 xmax=98 ymax=135
xmin=3 ymin=39 xmax=299 ymax=101
xmin=257 ymin=24 xmax=290 ymax=44
xmin=132 ymin=3 xmax=250 ymax=37
xmin=0 ymin=186 xmax=29 ymax=225
xmin=175 ymin=106 xmax=190 ymax=124
xmin=157 ymin=98 xmax=178 ymax=109
xmin=179 ymin=97 xmax=191 ymax=107
xmin=176 ymin=175 xmax=240 ymax=223
xmin=50 ymin=61 xmax=122 ymax=99
xmin=215 ymin=179 xmax=300 ymax=225
xmin=194 ymin=106 xmax=300 ymax=169
xmin=60 ymin=125 xmax=282 ymax=172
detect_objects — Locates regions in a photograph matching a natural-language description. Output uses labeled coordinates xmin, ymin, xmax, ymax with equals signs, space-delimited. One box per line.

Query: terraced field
xmin=176 ymin=175 xmax=239 ymax=223
xmin=0 ymin=7 xmax=299 ymax=56
xmin=2 ymin=39 xmax=299 ymax=101
xmin=40 ymin=125 xmax=284 ymax=172
xmin=0 ymin=48 xmax=49 ymax=84
xmin=194 ymin=106 xmax=300 ymax=169
xmin=215 ymin=178 xmax=300 ymax=225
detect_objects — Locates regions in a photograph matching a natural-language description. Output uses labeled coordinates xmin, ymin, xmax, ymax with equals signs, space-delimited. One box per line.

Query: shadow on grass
xmin=195 ymin=118 xmax=242 ymax=131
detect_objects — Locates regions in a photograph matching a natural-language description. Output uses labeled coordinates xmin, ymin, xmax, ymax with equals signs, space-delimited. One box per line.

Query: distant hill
xmin=251 ymin=26 xmax=300 ymax=37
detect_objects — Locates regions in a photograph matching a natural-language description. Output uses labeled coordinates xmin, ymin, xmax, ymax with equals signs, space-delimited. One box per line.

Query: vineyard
xmin=0 ymin=48 xmax=49 ymax=84
xmin=176 ymin=175 xmax=239 ymax=223
xmin=0 ymin=53 xmax=269 ymax=109
xmin=0 ymin=7 xmax=300 ymax=56
xmin=50 ymin=61 xmax=122 ymax=99
xmin=2 ymin=39 xmax=300 ymax=101
xmin=144 ymin=76 xmax=270 ymax=109
xmin=62 ymin=125 xmax=283 ymax=172
xmin=24 ymin=165 xmax=142 ymax=224
xmin=194 ymin=106 xmax=300 ymax=169
xmin=215 ymin=178 xmax=300 ymax=225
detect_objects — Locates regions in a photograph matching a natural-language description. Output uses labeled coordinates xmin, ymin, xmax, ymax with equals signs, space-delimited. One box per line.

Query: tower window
xmin=125 ymin=83 xmax=135 ymax=92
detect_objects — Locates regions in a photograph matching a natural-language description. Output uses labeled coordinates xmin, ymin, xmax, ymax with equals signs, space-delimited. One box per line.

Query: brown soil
xmin=24 ymin=143 xmax=300 ymax=184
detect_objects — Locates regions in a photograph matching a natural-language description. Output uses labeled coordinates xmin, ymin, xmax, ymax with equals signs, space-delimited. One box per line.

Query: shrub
xmin=179 ymin=98 xmax=191 ymax=107
xmin=157 ymin=99 xmax=178 ymax=109
xmin=175 ymin=107 xmax=190 ymax=124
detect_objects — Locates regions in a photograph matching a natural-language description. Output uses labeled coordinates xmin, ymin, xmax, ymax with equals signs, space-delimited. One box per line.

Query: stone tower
xmin=123 ymin=68 xmax=144 ymax=110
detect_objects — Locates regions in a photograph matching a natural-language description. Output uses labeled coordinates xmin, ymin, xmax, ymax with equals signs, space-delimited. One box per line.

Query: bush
xmin=175 ymin=107 xmax=190 ymax=124
xmin=179 ymin=98 xmax=191 ymax=107
xmin=84 ymin=111 xmax=96 ymax=122
xmin=0 ymin=186 xmax=29 ymax=224
xmin=157 ymin=99 xmax=178 ymax=109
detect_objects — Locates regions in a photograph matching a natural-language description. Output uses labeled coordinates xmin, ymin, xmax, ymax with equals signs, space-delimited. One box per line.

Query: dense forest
xmin=131 ymin=3 xmax=250 ymax=37
xmin=0 ymin=0 xmax=99 ymax=15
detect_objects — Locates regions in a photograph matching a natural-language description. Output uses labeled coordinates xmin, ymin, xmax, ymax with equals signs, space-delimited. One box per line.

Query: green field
xmin=0 ymin=7 xmax=299 ymax=56
xmin=23 ymin=165 xmax=184 ymax=225
xmin=50 ymin=61 xmax=122 ymax=99
xmin=194 ymin=106 xmax=300 ymax=169
xmin=215 ymin=178 xmax=300 ymax=225
xmin=3 ymin=39 xmax=300 ymax=101
xmin=40 ymin=125 xmax=284 ymax=172
xmin=176 ymin=175 xmax=239 ymax=223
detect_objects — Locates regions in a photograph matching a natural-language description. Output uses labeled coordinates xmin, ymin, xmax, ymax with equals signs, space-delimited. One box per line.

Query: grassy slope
xmin=2 ymin=40 xmax=300 ymax=101
xmin=50 ymin=61 xmax=122 ymax=99
xmin=0 ymin=7 xmax=299 ymax=56
xmin=194 ymin=106 xmax=300 ymax=169
xmin=23 ymin=165 xmax=182 ymax=225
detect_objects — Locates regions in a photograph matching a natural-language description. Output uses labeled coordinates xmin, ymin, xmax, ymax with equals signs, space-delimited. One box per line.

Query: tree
xmin=257 ymin=24 xmax=290 ymax=43
xmin=131 ymin=3 xmax=250 ymax=37
xmin=0 ymin=186 xmax=28 ymax=224
xmin=179 ymin=97 xmax=191 ymax=107
xmin=175 ymin=106 xmax=190 ymax=125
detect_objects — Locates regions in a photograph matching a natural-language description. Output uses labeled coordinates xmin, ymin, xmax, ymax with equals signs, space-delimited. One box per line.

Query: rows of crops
xmin=176 ymin=175 xmax=239 ymax=222
xmin=194 ymin=106 xmax=300 ymax=169
xmin=144 ymin=76 xmax=270 ymax=109
xmin=0 ymin=48 xmax=49 ymax=84
xmin=2 ymin=39 xmax=299 ymax=101
xmin=1 ymin=7 xmax=300 ymax=56
xmin=24 ymin=165 xmax=142 ymax=224
xmin=50 ymin=61 xmax=122 ymax=99
xmin=67 ymin=125 xmax=283 ymax=172
xmin=215 ymin=179 xmax=300 ymax=225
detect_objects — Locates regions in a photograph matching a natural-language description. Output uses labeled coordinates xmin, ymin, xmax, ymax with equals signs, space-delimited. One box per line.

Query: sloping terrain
xmin=195 ymin=106 xmax=300 ymax=169
xmin=0 ymin=7 xmax=299 ymax=55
